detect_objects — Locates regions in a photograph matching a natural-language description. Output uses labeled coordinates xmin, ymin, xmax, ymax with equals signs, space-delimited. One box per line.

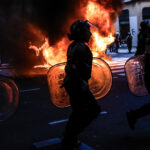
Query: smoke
xmin=98 ymin=0 xmax=124 ymax=21
xmin=0 ymin=0 xmax=123 ymax=73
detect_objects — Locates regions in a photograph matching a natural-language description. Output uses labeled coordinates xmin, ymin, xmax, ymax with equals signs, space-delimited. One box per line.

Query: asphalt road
xmin=1 ymin=49 xmax=150 ymax=150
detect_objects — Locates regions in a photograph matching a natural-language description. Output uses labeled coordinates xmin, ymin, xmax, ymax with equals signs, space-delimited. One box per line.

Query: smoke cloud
xmin=0 ymin=0 xmax=123 ymax=73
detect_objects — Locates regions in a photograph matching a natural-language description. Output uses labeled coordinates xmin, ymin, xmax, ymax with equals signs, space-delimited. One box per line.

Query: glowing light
xmin=29 ymin=0 xmax=115 ymax=67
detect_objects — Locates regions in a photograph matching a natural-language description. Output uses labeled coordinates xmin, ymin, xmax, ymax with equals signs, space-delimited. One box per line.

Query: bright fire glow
xmin=86 ymin=1 xmax=115 ymax=57
xmin=29 ymin=0 xmax=115 ymax=67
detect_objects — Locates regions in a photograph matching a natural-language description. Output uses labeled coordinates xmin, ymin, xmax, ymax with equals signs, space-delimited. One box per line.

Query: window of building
xmin=143 ymin=7 xmax=150 ymax=20
xmin=119 ymin=9 xmax=130 ymax=39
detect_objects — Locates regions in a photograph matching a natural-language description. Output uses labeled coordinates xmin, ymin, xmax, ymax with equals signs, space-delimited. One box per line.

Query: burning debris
xmin=0 ymin=0 xmax=123 ymax=76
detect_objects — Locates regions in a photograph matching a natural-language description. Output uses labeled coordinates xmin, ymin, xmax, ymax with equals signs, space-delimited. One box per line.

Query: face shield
xmin=69 ymin=20 xmax=98 ymax=42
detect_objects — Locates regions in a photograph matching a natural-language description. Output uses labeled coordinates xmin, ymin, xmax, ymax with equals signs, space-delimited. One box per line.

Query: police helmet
xmin=140 ymin=20 xmax=149 ymax=30
xmin=68 ymin=20 xmax=90 ymax=41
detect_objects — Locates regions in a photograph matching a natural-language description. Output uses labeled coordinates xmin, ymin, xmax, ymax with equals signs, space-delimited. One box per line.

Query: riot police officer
xmin=61 ymin=20 xmax=101 ymax=150
xmin=126 ymin=20 xmax=150 ymax=130
xmin=135 ymin=20 xmax=149 ymax=56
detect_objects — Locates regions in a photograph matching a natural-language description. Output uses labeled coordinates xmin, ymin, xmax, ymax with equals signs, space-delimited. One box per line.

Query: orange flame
xmin=85 ymin=1 xmax=115 ymax=57
xmin=29 ymin=1 xmax=115 ymax=67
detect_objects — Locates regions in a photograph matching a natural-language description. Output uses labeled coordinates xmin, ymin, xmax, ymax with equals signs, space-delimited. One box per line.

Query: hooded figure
xmin=61 ymin=20 xmax=101 ymax=150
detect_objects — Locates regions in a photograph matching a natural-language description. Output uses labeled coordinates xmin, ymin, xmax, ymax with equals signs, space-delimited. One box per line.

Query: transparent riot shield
xmin=47 ymin=57 xmax=112 ymax=108
xmin=0 ymin=76 xmax=19 ymax=122
xmin=125 ymin=55 xmax=148 ymax=96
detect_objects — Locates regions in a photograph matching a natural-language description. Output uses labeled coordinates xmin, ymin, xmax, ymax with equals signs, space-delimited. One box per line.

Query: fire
xmin=85 ymin=1 xmax=115 ymax=57
xmin=29 ymin=0 xmax=115 ymax=67
xmin=42 ymin=38 xmax=68 ymax=66
xmin=29 ymin=37 xmax=69 ymax=66
xmin=86 ymin=1 xmax=111 ymax=32
xmin=91 ymin=32 xmax=114 ymax=57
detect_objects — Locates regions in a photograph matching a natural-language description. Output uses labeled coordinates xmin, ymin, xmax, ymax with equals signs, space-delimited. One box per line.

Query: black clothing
xmin=126 ymin=27 xmax=150 ymax=130
xmin=114 ymin=34 xmax=119 ymax=53
xmin=65 ymin=42 xmax=92 ymax=82
xmin=144 ymin=53 xmax=150 ymax=93
xmin=62 ymin=90 xmax=100 ymax=150
xmin=64 ymin=42 xmax=94 ymax=109
xmin=133 ymin=51 xmax=150 ymax=121
xmin=62 ymin=41 xmax=101 ymax=150
xmin=134 ymin=34 xmax=150 ymax=121
xmin=126 ymin=35 xmax=132 ymax=53
xmin=135 ymin=31 xmax=147 ymax=55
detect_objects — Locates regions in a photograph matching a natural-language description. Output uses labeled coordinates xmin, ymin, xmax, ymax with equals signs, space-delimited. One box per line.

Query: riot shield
xmin=125 ymin=55 xmax=148 ymax=96
xmin=47 ymin=57 xmax=112 ymax=108
xmin=0 ymin=76 xmax=19 ymax=122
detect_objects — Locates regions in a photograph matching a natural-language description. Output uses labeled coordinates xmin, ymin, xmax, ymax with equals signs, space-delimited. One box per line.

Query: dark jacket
xmin=65 ymin=41 xmax=93 ymax=83
xmin=136 ymin=30 xmax=147 ymax=55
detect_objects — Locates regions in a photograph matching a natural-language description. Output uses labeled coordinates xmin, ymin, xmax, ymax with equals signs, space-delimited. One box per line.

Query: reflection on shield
xmin=47 ymin=58 xmax=112 ymax=108
xmin=0 ymin=76 xmax=19 ymax=122
xmin=125 ymin=55 xmax=148 ymax=96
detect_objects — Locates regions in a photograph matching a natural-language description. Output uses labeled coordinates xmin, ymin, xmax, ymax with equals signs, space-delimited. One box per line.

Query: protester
xmin=61 ymin=20 xmax=101 ymax=150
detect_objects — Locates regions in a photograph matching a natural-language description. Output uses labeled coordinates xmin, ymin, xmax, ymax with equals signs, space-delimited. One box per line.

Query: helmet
xmin=140 ymin=20 xmax=149 ymax=30
xmin=68 ymin=20 xmax=91 ymax=42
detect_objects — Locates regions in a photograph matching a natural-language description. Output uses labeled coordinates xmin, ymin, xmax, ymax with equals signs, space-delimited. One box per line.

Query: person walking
xmin=126 ymin=21 xmax=150 ymax=130
xmin=126 ymin=32 xmax=132 ymax=53
xmin=135 ymin=20 xmax=149 ymax=56
xmin=61 ymin=20 xmax=101 ymax=150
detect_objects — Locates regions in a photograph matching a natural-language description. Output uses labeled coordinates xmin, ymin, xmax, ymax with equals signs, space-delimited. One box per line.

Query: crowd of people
xmin=109 ymin=31 xmax=132 ymax=54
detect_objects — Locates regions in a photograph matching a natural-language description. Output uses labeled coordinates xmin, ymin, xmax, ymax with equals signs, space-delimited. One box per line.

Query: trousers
xmin=62 ymin=82 xmax=101 ymax=150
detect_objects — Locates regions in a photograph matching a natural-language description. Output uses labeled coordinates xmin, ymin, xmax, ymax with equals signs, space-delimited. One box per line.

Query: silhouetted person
xmin=114 ymin=33 xmax=120 ymax=53
xmin=126 ymin=20 xmax=150 ymax=130
xmin=126 ymin=32 xmax=132 ymax=53
xmin=61 ymin=20 xmax=101 ymax=150
xmin=135 ymin=21 xmax=149 ymax=56
xmin=0 ymin=48 xmax=2 ymax=66
xmin=0 ymin=56 xmax=1 ymax=66
xmin=109 ymin=42 xmax=115 ymax=52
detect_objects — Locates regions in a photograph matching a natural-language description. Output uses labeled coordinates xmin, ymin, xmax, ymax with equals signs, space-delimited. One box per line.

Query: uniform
xmin=61 ymin=32 xmax=101 ymax=150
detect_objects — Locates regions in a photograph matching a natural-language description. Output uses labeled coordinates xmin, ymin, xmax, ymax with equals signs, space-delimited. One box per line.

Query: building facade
xmin=115 ymin=0 xmax=150 ymax=47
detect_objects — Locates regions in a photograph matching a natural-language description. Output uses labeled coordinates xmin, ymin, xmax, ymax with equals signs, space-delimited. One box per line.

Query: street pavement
xmin=1 ymin=47 xmax=150 ymax=150
xmin=108 ymin=47 xmax=136 ymax=78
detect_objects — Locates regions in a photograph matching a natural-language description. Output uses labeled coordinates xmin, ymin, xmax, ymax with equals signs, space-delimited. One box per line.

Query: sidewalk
xmin=106 ymin=47 xmax=136 ymax=66
xmin=108 ymin=47 xmax=136 ymax=60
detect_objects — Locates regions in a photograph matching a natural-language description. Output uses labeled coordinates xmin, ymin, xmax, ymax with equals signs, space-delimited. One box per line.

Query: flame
xmin=86 ymin=1 xmax=111 ymax=32
xmin=91 ymin=32 xmax=114 ymax=57
xmin=85 ymin=1 xmax=115 ymax=57
xmin=42 ymin=38 xmax=68 ymax=66
xmin=29 ymin=37 xmax=69 ymax=66
xmin=29 ymin=0 xmax=115 ymax=67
